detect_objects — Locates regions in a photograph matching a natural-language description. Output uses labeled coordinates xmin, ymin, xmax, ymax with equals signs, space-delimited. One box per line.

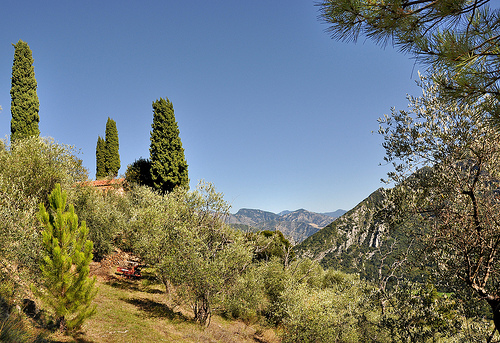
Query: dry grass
xmin=44 ymin=276 xmax=279 ymax=343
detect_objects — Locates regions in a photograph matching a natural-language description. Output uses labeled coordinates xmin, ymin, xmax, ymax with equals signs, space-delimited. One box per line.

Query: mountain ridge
xmin=227 ymin=208 xmax=346 ymax=243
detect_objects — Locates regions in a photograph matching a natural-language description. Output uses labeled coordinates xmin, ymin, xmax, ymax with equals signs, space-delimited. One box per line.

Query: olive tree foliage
xmin=69 ymin=185 xmax=129 ymax=261
xmin=278 ymin=267 xmax=384 ymax=343
xmin=378 ymin=75 xmax=500 ymax=334
xmin=0 ymin=137 xmax=87 ymax=276
xmin=130 ymin=181 xmax=253 ymax=326
xmin=318 ymin=0 xmax=500 ymax=120
xmin=0 ymin=137 xmax=87 ymax=203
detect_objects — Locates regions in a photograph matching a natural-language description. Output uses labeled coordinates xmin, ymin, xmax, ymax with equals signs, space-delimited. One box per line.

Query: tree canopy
xmin=318 ymin=1 xmax=500 ymax=120
xmin=149 ymin=97 xmax=188 ymax=193
xmin=10 ymin=40 xmax=40 ymax=140
xmin=379 ymin=75 xmax=500 ymax=334
xmin=95 ymin=136 xmax=106 ymax=179
xmin=104 ymin=117 xmax=120 ymax=177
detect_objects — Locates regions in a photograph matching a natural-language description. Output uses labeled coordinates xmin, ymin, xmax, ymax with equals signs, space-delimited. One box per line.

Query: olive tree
xmin=131 ymin=181 xmax=253 ymax=326
xmin=379 ymin=75 xmax=500 ymax=334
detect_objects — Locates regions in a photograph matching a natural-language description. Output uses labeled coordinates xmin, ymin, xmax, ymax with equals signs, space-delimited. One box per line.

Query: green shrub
xmin=70 ymin=186 xmax=129 ymax=260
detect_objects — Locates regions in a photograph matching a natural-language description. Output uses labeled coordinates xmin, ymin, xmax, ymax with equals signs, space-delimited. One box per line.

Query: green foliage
xmin=0 ymin=137 xmax=87 ymax=280
xmin=95 ymin=136 xmax=106 ymax=179
xmin=125 ymin=157 xmax=153 ymax=187
xmin=249 ymin=230 xmax=295 ymax=265
xmin=0 ymin=137 xmax=87 ymax=203
xmin=318 ymin=1 xmax=500 ymax=121
xmin=219 ymin=263 xmax=269 ymax=323
xmin=380 ymin=282 xmax=461 ymax=342
xmin=277 ymin=268 xmax=383 ymax=343
xmin=70 ymin=185 xmax=129 ymax=260
xmin=104 ymin=117 xmax=120 ymax=177
xmin=379 ymin=75 xmax=500 ymax=332
xmin=149 ymin=97 xmax=188 ymax=193
xmin=37 ymin=184 xmax=97 ymax=333
xmin=10 ymin=40 xmax=40 ymax=141
xmin=130 ymin=181 xmax=252 ymax=326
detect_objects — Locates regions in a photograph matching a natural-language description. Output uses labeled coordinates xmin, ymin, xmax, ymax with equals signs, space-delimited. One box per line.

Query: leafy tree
xmin=104 ymin=117 xmax=120 ymax=177
xmin=149 ymin=97 xmax=188 ymax=193
xmin=70 ymin=185 xmax=129 ymax=261
xmin=0 ymin=137 xmax=87 ymax=206
xmin=279 ymin=273 xmax=381 ymax=343
xmin=37 ymin=184 xmax=97 ymax=333
xmin=10 ymin=40 xmax=40 ymax=140
xmin=380 ymin=282 xmax=460 ymax=342
xmin=379 ymin=75 xmax=500 ymax=334
xmin=131 ymin=181 xmax=252 ymax=326
xmin=95 ymin=136 xmax=106 ymax=179
xmin=318 ymin=1 xmax=500 ymax=120
xmin=250 ymin=230 xmax=295 ymax=265
xmin=125 ymin=157 xmax=153 ymax=187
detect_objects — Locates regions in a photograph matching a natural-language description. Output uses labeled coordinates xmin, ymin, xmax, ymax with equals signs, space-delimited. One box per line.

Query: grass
xmin=43 ymin=276 xmax=279 ymax=343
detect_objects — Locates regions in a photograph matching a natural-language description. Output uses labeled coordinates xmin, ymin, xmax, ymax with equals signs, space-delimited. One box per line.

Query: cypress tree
xmin=95 ymin=136 xmax=106 ymax=179
xmin=10 ymin=40 xmax=40 ymax=141
xmin=149 ymin=97 xmax=188 ymax=193
xmin=104 ymin=117 xmax=120 ymax=177
xmin=37 ymin=184 xmax=97 ymax=333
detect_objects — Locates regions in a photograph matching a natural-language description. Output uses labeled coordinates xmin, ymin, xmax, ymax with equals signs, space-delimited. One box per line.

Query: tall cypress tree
xmin=150 ymin=97 xmax=188 ymax=193
xmin=10 ymin=40 xmax=40 ymax=141
xmin=95 ymin=136 xmax=106 ymax=179
xmin=104 ymin=117 xmax=120 ymax=177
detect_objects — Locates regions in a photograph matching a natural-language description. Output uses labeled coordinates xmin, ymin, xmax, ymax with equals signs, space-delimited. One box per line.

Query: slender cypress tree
xmin=104 ymin=117 xmax=120 ymax=177
xmin=149 ymin=97 xmax=188 ymax=193
xmin=37 ymin=184 xmax=97 ymax=333
xmin=10 ymin=40 xmax=40 ymax=141
xmin=95 ymin=136 xmax=106 ymax=179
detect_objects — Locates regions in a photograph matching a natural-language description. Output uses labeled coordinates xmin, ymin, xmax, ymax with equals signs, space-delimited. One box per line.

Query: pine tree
xmin=318 ymin=1 xmax=500 ymax=121
xmin=10 ymin=40 xmax=40 ymax=141
xmin=105 ymin=117 xmax=120 ymax=177
xmin=149 ymin=98 xmax=188 ymax=193
xmin=37 ymin=184 xmax=97 ymax=333
xmin=95 ymin=136 xmax=106 ymax=179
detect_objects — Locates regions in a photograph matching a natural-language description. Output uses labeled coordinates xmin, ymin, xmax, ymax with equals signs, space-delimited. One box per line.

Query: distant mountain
xmin=321 ymin=209 xmax=347 ymax=218
xmin=226 ymin=209 xmax=280 ymax=227
xmin=227 ymin=208 xmax=338 ymax=243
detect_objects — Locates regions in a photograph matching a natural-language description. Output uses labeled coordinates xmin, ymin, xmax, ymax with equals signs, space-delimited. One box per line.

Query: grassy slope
xmin=45 ymin=277 xmax=278 ymax=343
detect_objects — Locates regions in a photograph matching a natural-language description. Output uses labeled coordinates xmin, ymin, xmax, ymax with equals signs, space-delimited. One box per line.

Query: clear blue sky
xmin=0 ymin=1 xmax=421 ymax=214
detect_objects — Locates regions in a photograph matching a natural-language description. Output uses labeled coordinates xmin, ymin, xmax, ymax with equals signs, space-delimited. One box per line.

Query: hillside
xmin=41 ymin=250 xmax=279 ymax=343
xmin=226 ymin=208 xmax=340 ymax=243
xmin=295 ymin=188 xmax=390 ymax=278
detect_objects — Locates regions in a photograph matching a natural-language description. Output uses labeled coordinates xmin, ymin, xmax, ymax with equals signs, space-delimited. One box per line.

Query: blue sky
xmin=0 ymin=1 xmax=421 ymax=214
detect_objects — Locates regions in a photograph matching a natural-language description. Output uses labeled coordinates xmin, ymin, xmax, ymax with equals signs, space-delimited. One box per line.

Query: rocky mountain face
xmin=226 ymin=208 xmax=341 ymax=243
xmin=295 ymin=188 xmax=390 ymax=278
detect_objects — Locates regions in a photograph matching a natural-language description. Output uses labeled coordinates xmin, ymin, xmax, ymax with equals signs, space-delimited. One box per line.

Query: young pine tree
xmin=150 ymin=98 xmax=188 ymax=193
xmin=105 ymin=117 xmax=120 ymax=177
xmin=10 ymin=40 xmax=40 ymax=141
xmin=37 ymin=184 xmax=97 ymax=333
xmin=95 ymin=136 xmax=106 ymax=179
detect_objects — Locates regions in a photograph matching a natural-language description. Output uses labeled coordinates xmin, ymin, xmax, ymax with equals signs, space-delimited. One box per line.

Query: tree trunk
xmin=487 ymin=298 xmax=500 ymax=337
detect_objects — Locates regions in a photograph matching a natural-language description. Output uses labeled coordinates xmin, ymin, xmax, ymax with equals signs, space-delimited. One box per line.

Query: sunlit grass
xmin=44 ymin=277 xmax=278 ymax=343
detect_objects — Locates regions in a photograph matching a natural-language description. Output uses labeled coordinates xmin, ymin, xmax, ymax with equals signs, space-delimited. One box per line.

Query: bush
xmin=280 ymin=273 xmax=383 ymax=343
xmin=0 ymin=137 xmax=87 ymax=276
xmin=70 ymin=186 xmax=129 ymax=260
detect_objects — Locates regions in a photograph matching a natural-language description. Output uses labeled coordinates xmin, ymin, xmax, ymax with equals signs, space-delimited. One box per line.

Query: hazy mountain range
xmin=227 ymin=208 xmax=347 ymax=243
